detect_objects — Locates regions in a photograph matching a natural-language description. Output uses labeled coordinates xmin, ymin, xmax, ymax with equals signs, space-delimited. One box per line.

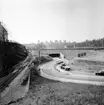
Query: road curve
xmin=39 ymin=60 xmax=104 ymax=86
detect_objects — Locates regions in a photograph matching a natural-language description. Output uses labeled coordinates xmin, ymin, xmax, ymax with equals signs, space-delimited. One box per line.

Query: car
xmin=61 ymin=65 xmax=71 ymax=71
xmin=61 ymin=63 xmax=66 ymax=66
xmin=61 ymin=66 xmax=65 ymax=69
xmin=57 ymin=61 xmax=63 ymax=65
xmin=65 ymin=67 xmax=71 ymax=71
xmin=95 ymin=70 xmax=104 ymax=76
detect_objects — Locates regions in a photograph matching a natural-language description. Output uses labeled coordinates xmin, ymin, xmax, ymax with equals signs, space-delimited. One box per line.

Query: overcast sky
xmin=1 ymin=0 xmax=104 ymax=43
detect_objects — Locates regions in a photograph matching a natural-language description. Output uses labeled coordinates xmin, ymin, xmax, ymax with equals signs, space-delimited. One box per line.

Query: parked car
xmin=95 ymin=70 xmax=104 ymax=76
xmin=78 ymin=54 xmax=80 ymax=57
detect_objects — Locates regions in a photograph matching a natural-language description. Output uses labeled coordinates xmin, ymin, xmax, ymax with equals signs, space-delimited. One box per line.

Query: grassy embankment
xmin=69 ymin=50 xmax=104 ymax=73
xmin=9 ymin=55 xmax=104 ymax=105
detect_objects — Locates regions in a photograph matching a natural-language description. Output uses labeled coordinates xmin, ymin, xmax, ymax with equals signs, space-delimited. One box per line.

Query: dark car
xmin=61 ymin=65 xmax=71 ymax=71
xmin=61 ymin=66 xmax=65 ymax=69
xmin=95 ymin=70 xmax=104 ymax=76
xmin=65 ymin=67 xmax=71 ymax=71
xmin=61 ymin=63 xmax=66 ymax=66
xmin=57 ymin=61 xmax=63 ymax=65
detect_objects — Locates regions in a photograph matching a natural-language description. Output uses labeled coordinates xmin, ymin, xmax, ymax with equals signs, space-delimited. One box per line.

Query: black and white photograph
xmin=0 ymin=0 xmax=104 ymax=105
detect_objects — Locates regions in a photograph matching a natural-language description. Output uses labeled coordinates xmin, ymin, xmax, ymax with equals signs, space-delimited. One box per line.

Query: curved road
xmin=39 ymin=59 xmax=104 ymax=86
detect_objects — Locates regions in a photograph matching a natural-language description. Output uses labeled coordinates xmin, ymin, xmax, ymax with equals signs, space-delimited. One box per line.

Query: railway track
xmin=0 ymin=53 xmax=34 ymax=105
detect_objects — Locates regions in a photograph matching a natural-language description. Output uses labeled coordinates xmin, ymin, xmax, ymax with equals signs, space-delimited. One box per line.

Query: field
xmin=8 ymin=50 xmax=104 ymax=105
xmin=69 ymin=50 xmax=104 ymax=73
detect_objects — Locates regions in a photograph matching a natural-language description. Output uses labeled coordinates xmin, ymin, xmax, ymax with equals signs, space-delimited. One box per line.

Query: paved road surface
xmin=39 ymin=60 xmax=104 ymax=85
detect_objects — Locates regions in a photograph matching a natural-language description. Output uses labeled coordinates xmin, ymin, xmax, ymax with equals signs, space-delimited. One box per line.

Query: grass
xmin=9 ymin=66 xmax=104 ymax=105
xmin=70 ymin=57 xmax=104 ymax=73
xmin=8 ymin=51 xmax=104 ymax=105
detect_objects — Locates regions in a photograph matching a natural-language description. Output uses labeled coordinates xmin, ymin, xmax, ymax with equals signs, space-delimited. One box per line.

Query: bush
xmin=78 ymin=54 xmax=80 ymax=57
xmin=34 ymin=56 xmax=52 ymax=64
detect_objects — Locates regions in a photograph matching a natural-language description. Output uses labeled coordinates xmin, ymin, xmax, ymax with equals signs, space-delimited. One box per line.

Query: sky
xmin=1 ymin=0 xmax=104 ymax=44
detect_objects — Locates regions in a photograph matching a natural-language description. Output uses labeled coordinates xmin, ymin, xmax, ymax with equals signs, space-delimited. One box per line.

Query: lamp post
xmin=38 ymin=50 xmax=40 ymax=65
xmin=102 ymin=39 xmax=104 ymax=47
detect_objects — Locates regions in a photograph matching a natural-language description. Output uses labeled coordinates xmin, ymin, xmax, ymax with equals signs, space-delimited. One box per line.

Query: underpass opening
xmin=32 ymin=48 xmax=104 ymax=73
xmin=37 ymin=49 xmax=97 ymax=60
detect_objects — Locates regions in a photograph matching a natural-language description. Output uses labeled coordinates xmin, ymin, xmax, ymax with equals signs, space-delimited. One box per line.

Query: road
xmin=39 ymin=59 xmax=104 ymax=85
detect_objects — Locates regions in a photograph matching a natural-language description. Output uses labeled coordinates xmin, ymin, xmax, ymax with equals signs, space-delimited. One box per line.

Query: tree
xmin=36 ymin=42 xmax=46 ymax=50
xmin=0 ymin=22 xmax=8 ymax=42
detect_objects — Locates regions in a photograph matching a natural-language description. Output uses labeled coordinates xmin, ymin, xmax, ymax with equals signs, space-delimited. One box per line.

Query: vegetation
xmin=33 ymin=56 xmax=52 ymax=65
xmin=9 ymin=69 xmax=104 ymax=105
xmin=75 ymin=38 xmax=104 ymax=47
xmin=25 ymin=40 xmax=75 ymax=50
xmin=15 ymin=38 xmax=104 ymax=105
xmin=31 ymin=56 xmax=53 ymax=76
xmin=7 ymin=50 xmax=104 ymax=105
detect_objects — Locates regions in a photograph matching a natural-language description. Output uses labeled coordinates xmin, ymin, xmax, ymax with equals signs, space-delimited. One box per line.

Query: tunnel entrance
xmin=48 ymin=53 xmax=65 ymax=59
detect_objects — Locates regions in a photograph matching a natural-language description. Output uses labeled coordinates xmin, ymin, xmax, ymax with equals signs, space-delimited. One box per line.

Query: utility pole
xmin=38 ymin=50 xmax=40 ymax=65
xmin=102 ymin=39 xmax=104 ymax=47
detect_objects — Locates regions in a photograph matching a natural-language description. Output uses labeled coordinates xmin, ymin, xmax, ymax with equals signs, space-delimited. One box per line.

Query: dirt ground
xmin=68 ymin=50 xmax=104 ymax=73
xmin=8 ymin=66 xmax=104 ymax=105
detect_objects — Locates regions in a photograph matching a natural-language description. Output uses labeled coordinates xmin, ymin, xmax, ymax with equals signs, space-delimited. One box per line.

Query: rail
xmin=0 ymin=53 xmax=33 ymax=105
